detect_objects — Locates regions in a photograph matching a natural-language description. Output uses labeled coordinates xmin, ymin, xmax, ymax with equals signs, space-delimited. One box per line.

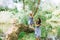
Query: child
xmin=35 ymin=18 xmax=41 ymax=40
xmin=28 ymin=13 xmax=34 ymax=28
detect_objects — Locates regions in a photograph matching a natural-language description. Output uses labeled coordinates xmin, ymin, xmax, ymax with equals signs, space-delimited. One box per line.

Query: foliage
xmin=41 ymin=26 xmax=47 ymax=37
xmin=0 ymin=6 xmax=9 ymax=11
xmin=0 ymin=38 xmax=2 ymax=40
xmin=0 ymin=0 xmax=60 ymax=40
xmin=21 ymin=15 xmax=28 ymax=25
xmin=57 ymin=26 xmax=60 ymax=37
xmin=9 ymin=8 xmax=18 ymax=15
xmin=0 ymin=29 xmax=3 ymax=33
xmin=18 ymin=32 xmax=26 ymax=40
xmin=18 ymin=33 xmax=35 ymax=40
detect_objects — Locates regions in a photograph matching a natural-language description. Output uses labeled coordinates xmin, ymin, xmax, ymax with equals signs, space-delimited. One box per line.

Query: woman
xmin=35 ymin=18 xmax=41 ymax=40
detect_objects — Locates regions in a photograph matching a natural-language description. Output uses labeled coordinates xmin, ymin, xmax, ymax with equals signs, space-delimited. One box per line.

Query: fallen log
xmin=5 ymin=24 xmax=34 ymax=40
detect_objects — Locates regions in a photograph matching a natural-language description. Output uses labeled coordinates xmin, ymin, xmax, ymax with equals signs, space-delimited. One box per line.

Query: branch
xmin=33 ymin=0 xmax=41 ymax=16
xmin=23 ymin=0 xmax=25 ymax=10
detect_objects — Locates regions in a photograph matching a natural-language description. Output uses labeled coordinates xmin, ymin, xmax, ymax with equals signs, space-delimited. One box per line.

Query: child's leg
xmin=39 ymin=37 xmax=41 ymax=40
xmin=35 ymin=36 xmax=41 ymax=40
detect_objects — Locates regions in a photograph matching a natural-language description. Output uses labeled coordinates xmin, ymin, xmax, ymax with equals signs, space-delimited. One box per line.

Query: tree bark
xmin=5 ymin=24 xmax=34 ymax=40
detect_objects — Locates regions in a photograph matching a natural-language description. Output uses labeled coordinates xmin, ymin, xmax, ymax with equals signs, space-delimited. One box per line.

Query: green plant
xmin=18 ymin=32 xmax=26 ymax=40
xmin=0 ymin=29 xmax=3 ymax=33
xmin=57 ymin=26 xmax=60 ymax=38
xmin=21 ymin=15 xmax=28 ymax=25
xmin=0 ymin=38 xmax=2 ymax=40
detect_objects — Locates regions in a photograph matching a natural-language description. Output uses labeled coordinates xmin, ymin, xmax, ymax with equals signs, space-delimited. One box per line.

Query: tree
xmin=23 ymin=0 xmax=25 ymax=10
xmin=33 ymin=0 xmax=41 ymax=16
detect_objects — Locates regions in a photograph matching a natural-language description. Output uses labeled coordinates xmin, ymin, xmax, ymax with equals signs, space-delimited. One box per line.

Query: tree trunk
xmin=33 ymin=0 xmax=41 ymax=16
xmin=23 ymin=0 xmax=25 ymax=10
xmin=5 ymin=24 xmax=34 ymax=40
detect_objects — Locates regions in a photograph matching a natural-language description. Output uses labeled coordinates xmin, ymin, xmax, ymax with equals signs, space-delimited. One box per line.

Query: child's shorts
xmin=35 ymin=27 xmax=41 ymax=38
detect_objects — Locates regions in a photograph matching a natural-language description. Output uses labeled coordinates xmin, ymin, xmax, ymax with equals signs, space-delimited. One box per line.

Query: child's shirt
xmin=35 ymin=26 xmax=41 ymax=37
xmin=28 ymin=16 xmax=34 ymax=25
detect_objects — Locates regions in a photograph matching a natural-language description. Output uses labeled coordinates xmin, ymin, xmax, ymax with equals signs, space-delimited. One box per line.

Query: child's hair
xmin=36 ymin=18 xmax=41 ymax=24
xmin=38 ymin=18 xmax=41 ymax=23
xmin=29 ymin=12 xmax=33 ymax=16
